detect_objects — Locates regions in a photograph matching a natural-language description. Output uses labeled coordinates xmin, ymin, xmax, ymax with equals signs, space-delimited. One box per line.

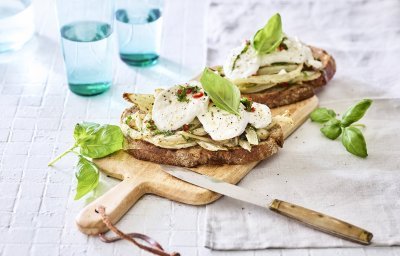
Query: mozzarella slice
xmin=248 ymin=102 xmax=272 ymax=129
xmin=259 ymin=37 xmax=322 ymax=69
xmin=152 ymin=81 xmax=209 ymax=131
xmin=198 ymin=104 xmax=249 ymax=141
xmin=223 ymin=41 xmax=260 ymax=79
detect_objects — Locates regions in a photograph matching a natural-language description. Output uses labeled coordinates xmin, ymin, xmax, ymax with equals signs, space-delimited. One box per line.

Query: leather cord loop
xmin=97 ymin=206 xmax=180 ymax=256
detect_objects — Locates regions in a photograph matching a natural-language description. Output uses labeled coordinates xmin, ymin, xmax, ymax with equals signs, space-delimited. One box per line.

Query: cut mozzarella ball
xmin=223 ymin=41 xmax=260 ymax=79
xmin=198 ymin=104 xmax=249 ymax=141
xmin=248 ymin=102 xmax=272 ymax=129
xmin=152 ymin=81 xmax=209 ymax=131
xmin=259 ymin=36 xmax=322 ymax=69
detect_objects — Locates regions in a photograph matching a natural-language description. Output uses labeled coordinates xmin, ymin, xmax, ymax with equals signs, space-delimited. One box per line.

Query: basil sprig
xmin=48 ymin=122 xmax=124 ymax=199
xmin=200 ymin=67 xmax=241 ymax=115
xmin=310 ymin=99 xmax=372 ymax=158
xmin=252 ymin=13 xmax=283 ymax=54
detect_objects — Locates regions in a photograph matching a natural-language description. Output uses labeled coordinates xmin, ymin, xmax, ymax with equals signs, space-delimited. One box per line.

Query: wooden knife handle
xmin=269 ymin=199 xmax=373 ymax=245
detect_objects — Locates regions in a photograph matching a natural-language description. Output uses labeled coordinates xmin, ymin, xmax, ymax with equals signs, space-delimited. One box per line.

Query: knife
xmin=160 ymin=165 xmax=373 ymax=245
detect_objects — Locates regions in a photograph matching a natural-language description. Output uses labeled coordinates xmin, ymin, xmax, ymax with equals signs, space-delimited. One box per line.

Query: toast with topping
xmin=121 ymin=106 xmax=283 ymax=167
xmin=220 ymin=14 xmax=336 ymax=108
xmin=120 ymin=71 xmax=286 ymax=167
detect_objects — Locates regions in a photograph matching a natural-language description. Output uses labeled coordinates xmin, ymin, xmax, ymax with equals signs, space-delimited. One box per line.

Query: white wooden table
xmin=0 ymin=0 xmax=398 ymax=255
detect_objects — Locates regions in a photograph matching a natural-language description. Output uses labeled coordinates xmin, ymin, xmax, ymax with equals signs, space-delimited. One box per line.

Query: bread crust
xmin=121 ymin=107 xmax=284 ymax=167
xmin=243 ymin=46 xmax=336 ymax=108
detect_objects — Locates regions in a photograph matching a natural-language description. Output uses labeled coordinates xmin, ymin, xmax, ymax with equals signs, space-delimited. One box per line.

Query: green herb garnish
xmin=200 ymin=67 xmax=241 ymax=115
xmin=176 ymin=85 xmax=201 ymax=102
xmin=232 ymin=42 xmax=250 ymax=71
xmin=240 ymin=97 xmax=253 ymax=112
xmin=154 ymin=130 xmax=175 ymax=136
xmin=48 ymin=122 xmax=124 ymax=199
xmin=252 ymin=13 xmax=283 ymax=54
xmin=145 ymin=120 xmax=157 ymax=130
xmin=125 ymin=116 xmax=132 ymax=125
xmin=310 ymin=99 xmax=372 ymax=158
xmin=177 ymin=85 xmax=189 ymax=102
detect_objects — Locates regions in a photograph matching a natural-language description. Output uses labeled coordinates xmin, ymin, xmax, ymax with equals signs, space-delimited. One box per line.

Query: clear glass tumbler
xmin=0 ymin=0 xmax=34 ymax=53
xmin=115 ymin=0 xmax=163 ymax=67
xmin=55 ymin=0 xmax=114 ymax=96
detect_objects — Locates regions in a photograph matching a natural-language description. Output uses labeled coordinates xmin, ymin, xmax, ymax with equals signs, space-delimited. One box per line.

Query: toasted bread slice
xmin=241 ymin=46 xmax=336 ymax=108
xmin=121 ymin=107 xmax=284 ymax=167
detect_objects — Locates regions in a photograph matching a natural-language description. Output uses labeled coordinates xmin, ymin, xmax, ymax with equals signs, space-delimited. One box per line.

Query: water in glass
xmin=116 ymin=7 xmax=162 ymax=67
xmin=60 ymin=21 xmax=113 ymax=96
xmin=0 ymin=0 xmax=34 ymax=53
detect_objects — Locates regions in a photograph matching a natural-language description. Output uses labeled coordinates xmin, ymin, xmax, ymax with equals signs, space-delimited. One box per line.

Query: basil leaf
xmin=74 ymin=122 xmax=124 ymax=158
xmin=320 ymin=119 xmax=342 ymax=140
xmin=200 ymin=68 xmax=241 ymax=115
xmin=74 ymin=156 xmax=99 ymax=200
xmin=73 ymin=122 xmax=97 ymax=143
xmin=252 ymin=13 xmax=283 ymax=54
xmin=341 ymin=99 xmax=372 ymax=127
xmin=341 ymin=127 xmax=368 ymax=158
xmin=310 ymin=107 xmax=336 ymax=123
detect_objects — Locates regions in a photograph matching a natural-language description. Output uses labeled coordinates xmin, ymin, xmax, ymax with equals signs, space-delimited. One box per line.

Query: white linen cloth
xmin=205 ymin=98 xmax=400 ymax=249
xmin=205 ymin=0 xmax=400 ymax=250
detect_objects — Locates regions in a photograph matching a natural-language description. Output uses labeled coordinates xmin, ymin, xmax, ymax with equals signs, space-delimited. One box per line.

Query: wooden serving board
xmin=76 ymin=96 xmax=318 ymax=235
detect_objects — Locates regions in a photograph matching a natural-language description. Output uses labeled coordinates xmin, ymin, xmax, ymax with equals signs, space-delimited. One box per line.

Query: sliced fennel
xmin=232 ymin=64 xmax=303 ymax=86
xmin=197 ymin=141 xmax=228 ymax=151
xmin=245 ymin=127 xmax=259 ymax=145
xmin=257 ymin=64 xmax=299 ymax=75
xmin=235 ymin=69 xmax=321 ymax=93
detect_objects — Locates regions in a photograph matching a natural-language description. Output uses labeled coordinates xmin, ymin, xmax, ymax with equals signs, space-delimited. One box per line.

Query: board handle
xmin=269 ymin=199 xmax=373 ymax=245
xmin=76 ymin=178 xmax=147 ymax=235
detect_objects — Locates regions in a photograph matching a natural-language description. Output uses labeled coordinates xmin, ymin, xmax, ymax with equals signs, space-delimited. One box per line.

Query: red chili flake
xmin=183 ymin=124 xmax=190 ymax=131
xmin=186 ymin=88 xmax=193 ymax=94
xmin=193 ymin=92 xmax=204 ymax=98
xmin=177 ymin=89 xmax=182 ymax=94
xmin=247 ymin=97 xmax=252 ymax=101
xmin=251 ymin=107 xmax=256 ymax=112
xmin=281 ymin=82 xmax=289 ymax=87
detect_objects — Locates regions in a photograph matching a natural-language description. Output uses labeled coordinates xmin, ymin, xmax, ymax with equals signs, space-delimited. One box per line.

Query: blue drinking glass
xmin=0 ymin=0 xmax=35 ymax=53
xmin=55 ymin=0 xmax=114 ymax=96
xmin=115 ymin=0 xmax=164 ymax=67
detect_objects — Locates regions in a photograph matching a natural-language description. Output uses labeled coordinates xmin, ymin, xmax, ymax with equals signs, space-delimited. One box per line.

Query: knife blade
xmin=160 ymin=164 xmax=373 ymax=245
